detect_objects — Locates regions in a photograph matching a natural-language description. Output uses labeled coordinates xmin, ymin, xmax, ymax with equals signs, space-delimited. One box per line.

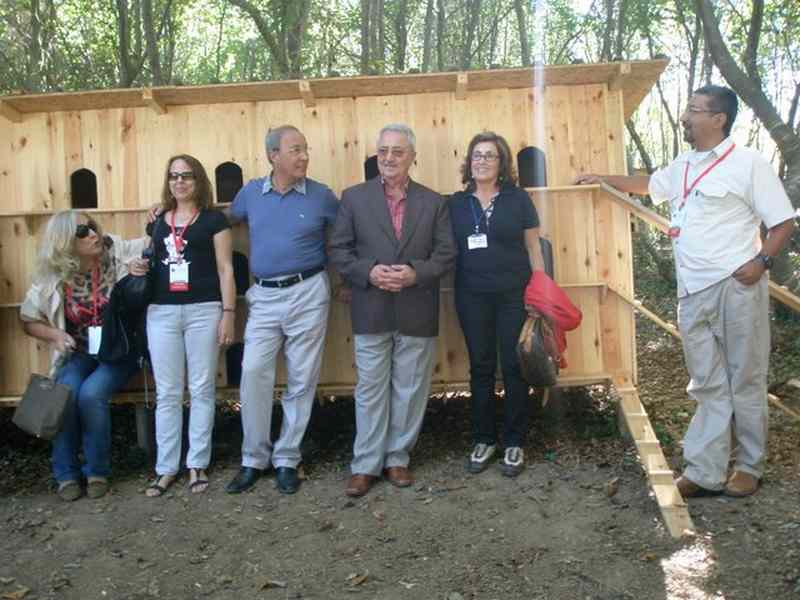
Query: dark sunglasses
xmin=168 ymin=171 xmax=196 ymax=182
xmin=75 ymin=220 xmax=99 ymax=239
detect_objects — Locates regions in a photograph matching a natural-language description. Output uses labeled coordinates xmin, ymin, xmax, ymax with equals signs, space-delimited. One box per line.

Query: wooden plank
xmin=0 ymin=100 xmax=22 ymax=123
xmin=0 ymin=60 xmax=669 ymax=117
xmin=299 ymin=80 xmax=316 ymax=108
xmin=142 ymin=89 xmax=167 ymax=115
xmin=608 ymin=62 xmax=632 ymax=92
xmin=455 ymin=73 xmax=469 ymax=100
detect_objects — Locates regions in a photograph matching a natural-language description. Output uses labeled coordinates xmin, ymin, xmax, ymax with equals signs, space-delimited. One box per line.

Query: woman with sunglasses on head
xmin=449 ymin=132 xmax=546 ymax=478
xmin=20 ymin=211 xmax=150 ymax=501
xmin=145 ymin=155 xmax=235 ymax=497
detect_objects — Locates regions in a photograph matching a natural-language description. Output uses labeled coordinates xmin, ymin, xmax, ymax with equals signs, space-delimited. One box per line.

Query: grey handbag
xmin=12 ymin=374 xmax=71 ymax=440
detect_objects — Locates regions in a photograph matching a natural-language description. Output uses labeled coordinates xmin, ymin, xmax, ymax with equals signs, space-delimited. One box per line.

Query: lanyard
xmin=65 ymin=265 xmax=101 ymax=326
xmin=169 ymin=209 xmax=199 ymax=254
xmin=469 ymin=196 xmax=495 ymax=233
xmin=681 ymin=143 xmax=735 ymax=207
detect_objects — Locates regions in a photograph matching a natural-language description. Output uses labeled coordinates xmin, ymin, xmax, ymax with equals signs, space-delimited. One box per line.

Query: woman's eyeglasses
xmin=471 ymin=152 xmax=499 ymax=163
xmin=168 ymin=171 xmax=196 ymax=182
xmin=75 ymin=220 xmax=99 ymax=239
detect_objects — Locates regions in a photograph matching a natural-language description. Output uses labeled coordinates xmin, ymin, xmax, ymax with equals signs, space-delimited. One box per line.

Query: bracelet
xmin=222 ymin=308 xmax=235 ymax=313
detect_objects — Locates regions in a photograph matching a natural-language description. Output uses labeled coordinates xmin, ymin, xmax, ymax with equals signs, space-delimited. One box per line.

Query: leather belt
xmin=256 ymin=266 xmax=324 ymax=289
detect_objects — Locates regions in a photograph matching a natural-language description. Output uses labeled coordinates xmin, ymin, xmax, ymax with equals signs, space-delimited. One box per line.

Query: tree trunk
xmin=600 ymin=0 xmax=615 ymax=60
xmin=421 ymin=0 xmax=434 ymax=72
xmin=694 ymin=0 xmax=800 ymax=208
xmin=142 ymin=0 xmax=161 ymax=85
xmin=115 ymin=0 xmax=133 ymax=86
xmin=514 ymin=0 xmax=530 ymax=66
xmin=436 ymin=0 xmax=445 ymax=71
xmin=228 ymin=0 xmax=290 ymax=78
xmin=285 ymin=0 xmax=311 ymax=78
xmin=393 ymin=0 xmax=409 ymax=72
xmin=25 ymin=0 xmax=43 ymax=92
xmin=460 ymin=0 xmax=481 ymax=69
xmin=360 ymin=0 xmax=371 ymax=74
xmin=613 ymin=0 xmax=628 ymax=60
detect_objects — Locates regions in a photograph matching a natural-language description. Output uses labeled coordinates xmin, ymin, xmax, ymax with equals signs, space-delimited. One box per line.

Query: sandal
xmin=57 ymin=480 xmax=82 ymax=502
xmin=188 ymin=468 xmax=209 ymax=494
xmin=86 ymin=477 xmax=109 ymax=499
xmin=145 ymin=474 xmax=176 ymax=498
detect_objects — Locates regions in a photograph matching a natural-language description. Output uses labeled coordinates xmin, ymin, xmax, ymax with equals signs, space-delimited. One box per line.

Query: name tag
xmin=669 ymin=202 xmax=688 ymax=239
xmin=88 ymin=326 xmax=102 ymax=355
xmin=169 ymin=262 xmax=190 ymax=292
xmin=467 ymin=234 xmax=488 ymax=250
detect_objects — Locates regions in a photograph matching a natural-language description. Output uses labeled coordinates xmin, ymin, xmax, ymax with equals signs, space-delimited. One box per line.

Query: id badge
xmin=467 ymin=233 xmax=488 ymax=250
xmin=88 ymin=326 xmax=102 ymax=355
xmin=169 ymin=261 xmax=190 ymax=292
xmin=669 ymin=202 xmax=687 ymax=239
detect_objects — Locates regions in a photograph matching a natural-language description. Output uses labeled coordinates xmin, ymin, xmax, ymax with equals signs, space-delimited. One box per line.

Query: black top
xmin=147 ymin=209 xmax=231 ymax=305
xmin=449 ymin=186 xmax=540 ymax=292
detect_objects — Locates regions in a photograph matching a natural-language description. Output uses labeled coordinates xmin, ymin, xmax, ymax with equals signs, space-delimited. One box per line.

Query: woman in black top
xmin=145 ymin=154 xmax=235 ymax=496
xmin=449 ymin=132 xmax=545 ymax=477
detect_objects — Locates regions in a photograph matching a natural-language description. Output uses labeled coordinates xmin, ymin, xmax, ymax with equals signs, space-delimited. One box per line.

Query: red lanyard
xmin=681 ymin=143 xmax=735 ymax=206
xmin=169 ymin=209 xmax=199 ymax=254
xmin=65 ymin=265 xmax=101 ymax=326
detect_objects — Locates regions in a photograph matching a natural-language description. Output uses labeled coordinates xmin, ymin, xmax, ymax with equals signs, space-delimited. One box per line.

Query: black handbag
xmin=12 ymin=374 xmax=71 ymax=440
xmin=517 ymin=314 xmax=560 ymax=387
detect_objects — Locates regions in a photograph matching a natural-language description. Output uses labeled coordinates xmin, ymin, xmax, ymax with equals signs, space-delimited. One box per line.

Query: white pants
xmin=678 ymin=275 xmax=770 ymax=490
xmin=239 ymin=273 xmax=330 ymax=470
xmin=351 ymin=332 xmax=436 ymax=476
xmin=147 ymin=302 xmax=221 ymax=476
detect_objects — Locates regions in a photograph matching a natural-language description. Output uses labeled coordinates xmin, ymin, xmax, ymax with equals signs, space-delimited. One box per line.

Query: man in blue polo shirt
xmin=225 ymin=125 xmax=339 ymax=495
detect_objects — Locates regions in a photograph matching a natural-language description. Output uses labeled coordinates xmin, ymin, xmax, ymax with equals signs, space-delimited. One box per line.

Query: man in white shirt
xmin=576 ymin=85 xmax=795 ymax=498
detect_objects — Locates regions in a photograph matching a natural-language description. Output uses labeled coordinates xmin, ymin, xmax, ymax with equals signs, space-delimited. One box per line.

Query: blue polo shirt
xmin=231 ymin=176 xmax=339 ymax=279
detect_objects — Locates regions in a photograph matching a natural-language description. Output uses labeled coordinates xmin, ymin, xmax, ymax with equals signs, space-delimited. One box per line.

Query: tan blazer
xmin=330 ymin=177 xmax=456 ymax=337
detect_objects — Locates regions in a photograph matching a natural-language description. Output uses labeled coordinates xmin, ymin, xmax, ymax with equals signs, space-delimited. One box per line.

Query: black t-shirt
xmin=147 ymin=209 xmax=231 ymax=305
xmin=449 ymin=186 xmax=540 ymax=292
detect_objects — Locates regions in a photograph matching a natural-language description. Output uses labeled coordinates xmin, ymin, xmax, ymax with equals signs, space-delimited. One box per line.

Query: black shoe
xmin=225 ymin=467 xmax=263 ymax=494
xmin=275 ymin=467 xmax=300 ymax=495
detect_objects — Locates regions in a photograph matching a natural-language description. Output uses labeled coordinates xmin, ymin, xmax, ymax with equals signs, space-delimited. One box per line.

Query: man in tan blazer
xmin=330 ymin=123 xmax=457 ymax=497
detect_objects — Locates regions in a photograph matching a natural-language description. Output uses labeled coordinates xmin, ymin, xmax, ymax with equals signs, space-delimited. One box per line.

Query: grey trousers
xmin=678 ymin=275 xmax=770 ymax=490
xmin=239 ymin=273 xmax=330 ymax=470
xmin=351 ymin=332 xmax=436 ymax=475
xmin=147 ymin=302 xmax=222 ymax=476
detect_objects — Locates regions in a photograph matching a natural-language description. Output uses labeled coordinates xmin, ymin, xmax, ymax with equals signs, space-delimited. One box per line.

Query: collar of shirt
xmin=686 ymin=136 xmax=734 ymax=166
xmin=380 ymin=175 xmax=410 ymax=198
xmin=262 ymin=175 xmax=307 ymax=196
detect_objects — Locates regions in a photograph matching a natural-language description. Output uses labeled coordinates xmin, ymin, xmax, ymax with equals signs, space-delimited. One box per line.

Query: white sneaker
xmin=500 ymin=447 xmax=524 ymax=478
xmin=466 ymin=443 xmax=496 ymax=473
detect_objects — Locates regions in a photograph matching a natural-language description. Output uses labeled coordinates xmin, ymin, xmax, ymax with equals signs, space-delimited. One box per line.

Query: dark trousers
xmin=455 ymin=287 xmax=530 ymax=447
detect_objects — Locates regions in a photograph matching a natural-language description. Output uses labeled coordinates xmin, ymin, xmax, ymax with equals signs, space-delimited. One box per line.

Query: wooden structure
xmin=0 ymin=59 xmax=706 ymax=536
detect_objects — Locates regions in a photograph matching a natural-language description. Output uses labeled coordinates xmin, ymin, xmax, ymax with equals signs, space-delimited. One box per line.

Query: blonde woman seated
xmin=20 ymin=211 xmax=149 ymax=501
xmin=144 ymin=154 xmax=235 ymax=496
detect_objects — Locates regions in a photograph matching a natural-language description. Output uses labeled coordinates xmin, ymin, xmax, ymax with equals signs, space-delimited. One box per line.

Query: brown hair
xmin=160 ymin=154 xmax=214 ymax=212
xmin=460 ymin=131 xmax=517 ymax=190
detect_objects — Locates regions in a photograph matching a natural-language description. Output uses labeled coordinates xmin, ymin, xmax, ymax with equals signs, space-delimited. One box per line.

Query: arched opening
xmin=364 ymin=155 xmax=379 ymax=181
xmin=70 ymin=168 xmax=98 ymax=209
xmin=215 ymin=162 xmax=243 ymax=204
xmin=516 ymin=146 xmax=547 ymax=189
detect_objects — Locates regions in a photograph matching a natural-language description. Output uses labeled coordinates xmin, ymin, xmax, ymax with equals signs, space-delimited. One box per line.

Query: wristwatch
xmin=757 ymin=253 xmax=774 ymax=270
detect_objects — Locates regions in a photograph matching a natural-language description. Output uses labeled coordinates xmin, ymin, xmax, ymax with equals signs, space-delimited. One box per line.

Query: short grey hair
xmin=265 ymin=125 xmax=302 ymax=156
xmin=377 ymin=123 xmax=416 ymax=153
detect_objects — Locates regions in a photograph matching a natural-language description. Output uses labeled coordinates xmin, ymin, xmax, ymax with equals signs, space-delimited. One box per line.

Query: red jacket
xmin=524 ymin=271 xmax=582 ymax=366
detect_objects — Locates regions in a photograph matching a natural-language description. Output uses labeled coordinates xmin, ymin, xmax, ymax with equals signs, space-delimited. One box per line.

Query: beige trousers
xmin=677 ymin=275 xmax=770 ymax=490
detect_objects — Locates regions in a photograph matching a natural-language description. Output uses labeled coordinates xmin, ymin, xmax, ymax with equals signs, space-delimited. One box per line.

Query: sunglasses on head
xmin=168 ymin=171 xmax=196 ymax=182
xmin=75 ymin=220 xmax=99 ymax=239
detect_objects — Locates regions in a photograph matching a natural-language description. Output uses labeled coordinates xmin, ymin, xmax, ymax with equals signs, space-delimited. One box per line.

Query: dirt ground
xmin=2 ymin=316 xmax=800 ymax=600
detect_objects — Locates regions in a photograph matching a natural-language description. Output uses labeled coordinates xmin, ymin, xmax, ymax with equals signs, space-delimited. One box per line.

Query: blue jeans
xmin=52 ymin=352 xmax=139 ymax=483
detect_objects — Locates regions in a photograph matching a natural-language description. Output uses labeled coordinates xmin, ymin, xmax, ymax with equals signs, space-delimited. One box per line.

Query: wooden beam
xmin=609 ymin=284 xmax=681 ymax=339
xmin=608 ymin=62 xmax=632 ymax=92
xmin=142 ymin=88 xmax=167 ymax=115
xmin=616 ymin=387 xmax=695 ymax=538
xmin=455 ymin=73 xmax=469 ymax=100
xmin=0 ymin=100 xmax=22 ymax=123
xmin=299 ymin=80 xmax=316 ymax=107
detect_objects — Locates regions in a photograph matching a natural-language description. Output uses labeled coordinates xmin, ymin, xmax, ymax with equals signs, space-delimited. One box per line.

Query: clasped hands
xmin=369 ymin=264 xmax=417 ymax=292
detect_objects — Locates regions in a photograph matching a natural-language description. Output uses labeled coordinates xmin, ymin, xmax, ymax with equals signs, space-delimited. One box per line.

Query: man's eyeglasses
xmin=75 ymin=220 xmax=99 ymax=239
xmin=471 ymin=152 xmax=500 ymax=163
xmin=377 ymin=146 xmax=409 ymax=159
xmin=685 ymin=107 xmax=719 ymax=115
xmin=168 ymin=171 xmax=196 ymax=182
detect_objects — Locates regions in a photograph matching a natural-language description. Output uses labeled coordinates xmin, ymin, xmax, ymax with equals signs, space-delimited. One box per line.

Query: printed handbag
xmin=12 ymin=374 xmax=71 ymax=440
xmin=516 ymin=314 xmax=560 ymax=387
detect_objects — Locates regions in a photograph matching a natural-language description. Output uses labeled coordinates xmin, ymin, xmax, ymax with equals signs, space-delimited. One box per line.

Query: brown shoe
xmin=674 ymin=476 xmax=722 ymax=499
xmin=345 ymin=474 xmax=376 ymax=497
xmin=384 ymin=466 xmax=414 ymax=488
xmin=724 ymin=471 xmax=760 ymax=497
